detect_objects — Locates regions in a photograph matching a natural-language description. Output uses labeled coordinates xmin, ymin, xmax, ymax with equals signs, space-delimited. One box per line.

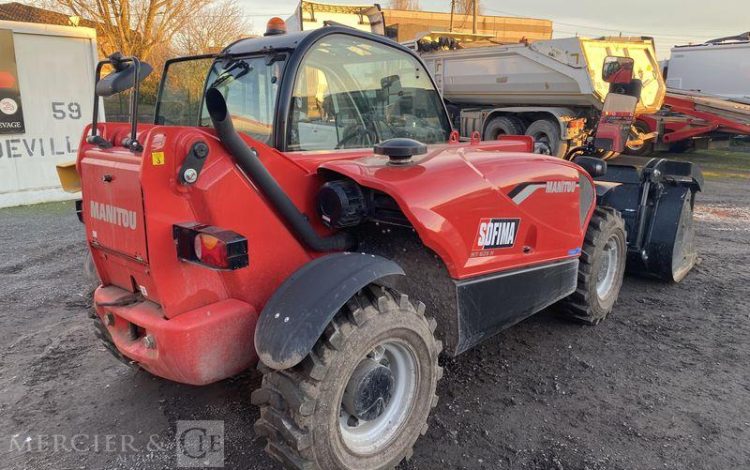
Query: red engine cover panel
xmin=320 ymin=147 xmax=594 ymax=279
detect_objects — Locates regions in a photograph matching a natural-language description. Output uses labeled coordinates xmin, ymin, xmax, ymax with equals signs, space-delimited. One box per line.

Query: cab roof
xmin=222 ymin=30 xmax=311 ymax=56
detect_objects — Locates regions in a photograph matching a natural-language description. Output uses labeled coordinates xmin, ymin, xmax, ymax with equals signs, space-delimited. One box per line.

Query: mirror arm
xmin=87 ymin=55 xmax=144 ymax=152
xmin=87 ymin=59 xmax=110 ymax=146
xmin=124 ymin=57 xmax=142 ymax=152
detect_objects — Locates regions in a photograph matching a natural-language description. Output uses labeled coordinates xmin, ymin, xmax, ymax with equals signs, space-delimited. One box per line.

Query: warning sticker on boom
xmin=471 ymin=218 xmax=520 ymax=257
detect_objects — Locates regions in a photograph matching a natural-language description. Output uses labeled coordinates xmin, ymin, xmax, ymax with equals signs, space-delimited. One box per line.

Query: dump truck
xmin=412 ymin=35 xmax=665 ymax=157
xmin=662 ymin=32 xmax=750 ymax=100
xmin=285 ymin=0 xmax=384 ymax=34
xmin=58 ymin=20 xmax=702 ymax=470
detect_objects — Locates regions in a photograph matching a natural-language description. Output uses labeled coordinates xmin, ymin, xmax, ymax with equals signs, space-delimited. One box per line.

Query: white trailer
xmin=415 ymin=35 xmax=665 ymax=157
xmin=0 ymin=21 xmax=99 ymax=208
xmin=286 ymin=0 xmax=384 ymax=35
xmin=664 ymin=33 xmax=750 ymax=101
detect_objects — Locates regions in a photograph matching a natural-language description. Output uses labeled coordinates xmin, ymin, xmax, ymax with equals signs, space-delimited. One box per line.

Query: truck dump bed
xmin=422 ymin=36 xmax=665 ymax=115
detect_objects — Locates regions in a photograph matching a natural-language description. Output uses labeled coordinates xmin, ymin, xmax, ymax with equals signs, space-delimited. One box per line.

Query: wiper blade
xmin=209 ymin=60 xmax=251 ymax=89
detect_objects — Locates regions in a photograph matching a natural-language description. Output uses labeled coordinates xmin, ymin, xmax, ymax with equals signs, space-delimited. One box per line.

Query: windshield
xmin=288 ymin=34 xmax=451 ymax=151
xmin=202 ymin=56 xmax=285 ymax=143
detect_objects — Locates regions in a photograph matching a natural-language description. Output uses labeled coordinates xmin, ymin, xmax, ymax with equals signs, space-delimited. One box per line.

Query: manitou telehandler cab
xmin=61 ymin=20 xmax=702 ymax=469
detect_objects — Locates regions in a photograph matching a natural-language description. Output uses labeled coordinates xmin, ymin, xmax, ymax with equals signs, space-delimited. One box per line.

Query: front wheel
xmin=559 ymin=207 xmax=627 ymax=324
xmin=252 ymin=285 xmax=442 ymax=470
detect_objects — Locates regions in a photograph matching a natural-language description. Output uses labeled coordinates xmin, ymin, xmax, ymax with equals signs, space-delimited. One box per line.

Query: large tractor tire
xmin=252 ymin=285 xmax=442 ymax=470
xmin=559 ymin=207 xmax=627 ymax=324
xmin=525 ymin=119 xmax=569 ymax=158
xmin=484 ymin=115 xmax=525 ymax=140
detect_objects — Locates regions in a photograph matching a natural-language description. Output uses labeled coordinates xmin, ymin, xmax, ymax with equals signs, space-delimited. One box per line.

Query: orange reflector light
xmin=194 ymin=233 xmax=227 ymax=268
xmin=173 ymin=223 xmax=249 ymax=270
xmin=265 ymin=17 xmax=287 ymax=36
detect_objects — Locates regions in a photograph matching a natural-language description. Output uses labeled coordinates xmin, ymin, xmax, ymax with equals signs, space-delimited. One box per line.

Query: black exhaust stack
xmin=206 ymin=88 xmax=353 ymax=252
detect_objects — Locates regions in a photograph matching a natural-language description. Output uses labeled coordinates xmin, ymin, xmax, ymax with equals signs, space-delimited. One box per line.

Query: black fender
xmin=254 ymin=252 xmax=404 ymax=370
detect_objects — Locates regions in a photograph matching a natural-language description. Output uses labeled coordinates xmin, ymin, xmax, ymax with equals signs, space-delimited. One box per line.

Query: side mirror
xmin=573 ymin=156 xmax=607 ymax=177
xmin=381 ymin=74 xmax=402 ymax=95
xmin=602 ymin=56 xmax=634 ymax=84
xmin=88 ymin=53 xmax=152 ymax=152
xmin=95 ymin=56 xmax=153 ymax=97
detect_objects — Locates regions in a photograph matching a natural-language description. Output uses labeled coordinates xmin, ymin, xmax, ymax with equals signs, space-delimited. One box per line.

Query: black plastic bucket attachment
xmin=637 ymin=185 xmax=697 ymax=282
xmin=594 ymin=156 xmax=703 ymax=282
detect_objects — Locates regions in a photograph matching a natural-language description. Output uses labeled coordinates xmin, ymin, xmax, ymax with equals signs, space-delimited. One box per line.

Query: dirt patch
xmin=695 ymin=203 xmax=750 ymax=230
xmin=1 ymin=175 xmax=749 ymax=469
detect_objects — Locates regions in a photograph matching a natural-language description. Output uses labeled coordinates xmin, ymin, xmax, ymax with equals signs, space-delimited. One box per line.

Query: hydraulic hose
xmin=205 ymin=87 xmax=354 ymax=252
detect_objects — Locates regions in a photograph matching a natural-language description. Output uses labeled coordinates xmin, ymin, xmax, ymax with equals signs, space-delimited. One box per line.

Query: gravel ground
xmin=1 ymin=157 xmax=749 ymax=470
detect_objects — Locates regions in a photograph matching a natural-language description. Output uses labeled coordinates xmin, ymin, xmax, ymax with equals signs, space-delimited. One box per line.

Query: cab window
xmin=201 ymin=56 xmax=284 ymax=143
xmin=288 ymin=34 xmax=451 ymax=151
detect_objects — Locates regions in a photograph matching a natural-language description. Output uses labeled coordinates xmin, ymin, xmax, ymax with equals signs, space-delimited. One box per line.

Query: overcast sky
xmin=239 ymin=0 xmax=750 ymax=59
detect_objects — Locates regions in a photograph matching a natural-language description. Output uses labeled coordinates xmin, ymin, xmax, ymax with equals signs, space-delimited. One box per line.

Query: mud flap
xmin=594 ymin=156 xmax=703 ymax=282
xmin=254 ymin=253 xmax=404 ymax=370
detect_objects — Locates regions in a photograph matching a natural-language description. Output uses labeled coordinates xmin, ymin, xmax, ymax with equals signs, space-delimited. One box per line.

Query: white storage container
xmin=0 ymin=21 xmax=98 ymax=208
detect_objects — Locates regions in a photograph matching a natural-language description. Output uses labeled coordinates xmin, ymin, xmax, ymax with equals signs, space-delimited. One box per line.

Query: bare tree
xmin=49 ymin=0 xmax=211 ymax=61
xmin=453 ymin=0 xmax=481 ymax=16
xmin=173 ymin=0 xmax=250 ymax=55
xmin=388 ymin=0 xmax=421 ymax=10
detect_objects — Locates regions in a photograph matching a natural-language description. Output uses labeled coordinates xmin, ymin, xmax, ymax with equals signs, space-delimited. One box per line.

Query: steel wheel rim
xmin=339 ymin=340 xmax=418 ymax=455
xmin=532 ymin=134 xmax=553 ymax=155
xmin=596 ymin=236 xmax=619 ymax=298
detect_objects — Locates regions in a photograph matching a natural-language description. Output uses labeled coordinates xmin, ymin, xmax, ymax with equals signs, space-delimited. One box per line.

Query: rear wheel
xmin=484 ymin=116 xmax=524 ymax=140
xmin=252 ymin=285 xmax=442 ymax=470
xmin=525 ymin=119 xmax=569 ymax=158
xmin=559 ymin=207 xmax=627 ymax=324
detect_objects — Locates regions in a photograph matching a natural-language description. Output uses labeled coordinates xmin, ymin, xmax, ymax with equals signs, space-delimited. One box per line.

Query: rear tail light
xmin=173 ymin=223 xmax=248 ymax=270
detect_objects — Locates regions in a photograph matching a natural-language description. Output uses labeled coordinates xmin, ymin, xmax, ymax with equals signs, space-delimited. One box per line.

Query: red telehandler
xmin=60 ymin=22 xmax=702 ymax=469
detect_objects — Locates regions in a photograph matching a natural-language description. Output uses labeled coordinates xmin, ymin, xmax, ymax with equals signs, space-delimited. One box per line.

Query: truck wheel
xmin=624 ymin=121 xmax=653 ymax=156
xmin=560 ymin=207 xmax=626 ymax=324
xmin=525 ymin=119 xmax=568 ymax=158
xmin=252 ymin=286 xmax=442 ymax=470
xmin=484 ymin=116 xmax=524 ymax=140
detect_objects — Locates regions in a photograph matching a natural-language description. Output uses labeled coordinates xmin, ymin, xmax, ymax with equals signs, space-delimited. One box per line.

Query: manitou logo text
xmin=474 ymin=218 xmax=520 ymax=251
xmin=545 ymin=181 xmax=577 ymax=193
xmin=90 ymin=201 xmax=137 ymax=230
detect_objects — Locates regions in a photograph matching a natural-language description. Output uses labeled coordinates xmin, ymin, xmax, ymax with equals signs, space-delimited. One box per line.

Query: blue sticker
xmin=567 ymin=247 xmax=582 ymax=256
